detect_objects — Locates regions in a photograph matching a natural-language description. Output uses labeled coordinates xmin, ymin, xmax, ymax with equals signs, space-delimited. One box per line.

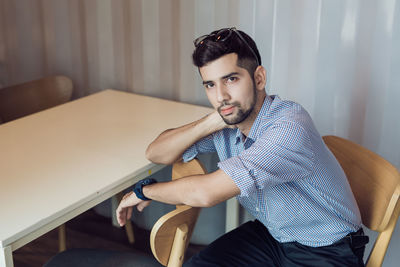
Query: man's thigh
xmin=184 ymin=221 xmax=367 ymax=267
xmin=184 ymin=220 xmax=280 ymax=267
xmin=280 ymin=233 xmax=366 ymax=267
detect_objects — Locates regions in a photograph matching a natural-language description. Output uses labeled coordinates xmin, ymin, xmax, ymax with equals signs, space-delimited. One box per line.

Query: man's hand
xmin=145 ymin=110 xmax=231 ymax=165
xmin=116 ymin=191 xmax=152 ymax=226
xmin=208 ymin=110 xmax=229 ymax=130
xmin=208 ymin=110 xmax=237 ymax=130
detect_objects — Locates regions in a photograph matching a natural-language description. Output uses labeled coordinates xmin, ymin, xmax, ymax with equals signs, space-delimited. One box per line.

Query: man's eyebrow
xmin=221 ymin=72 xmax=240 ymax=80
xmin=202 ymin=72 xmax=240 ymax=85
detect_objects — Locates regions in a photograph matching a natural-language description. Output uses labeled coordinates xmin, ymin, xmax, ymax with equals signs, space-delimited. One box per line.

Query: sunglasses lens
xmin=194 ymin=28 xmax=234 ymax=47
xmin=215 ymin=29 xmax=232 ymax=42
xmin=194 ymin=35 xmax=208 ymax=47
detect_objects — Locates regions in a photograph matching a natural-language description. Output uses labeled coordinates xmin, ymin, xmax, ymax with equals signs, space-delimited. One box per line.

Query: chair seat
xmin=43 ymin=248 xmax=162 ymax=267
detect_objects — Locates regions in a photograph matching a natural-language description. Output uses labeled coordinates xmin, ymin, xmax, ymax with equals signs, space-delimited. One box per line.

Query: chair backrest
xmin=0 ymin=75 xmax=73 ymax=123
xmin=323 ymin=135 xmax=400 ymax=267
xmin=150 ymin=159 xmax=207 ymax=267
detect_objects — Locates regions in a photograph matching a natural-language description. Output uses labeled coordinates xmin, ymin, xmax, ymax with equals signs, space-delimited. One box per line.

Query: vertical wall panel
xmin=67 ymin=0 xmax=89 ymax=98
xmin=0 ymin=0 xmax=12 ymax=86
xmin=111 ymin=0 xmax=127 ymax=92
xmin=128 ymin=0 xmax=144 ymax=95
xmin=170 ymin=0 xmax=181 ymax=101
xmin=12 ymin=0 xmax=44 ymax=82
xmin=254 ymin=0 xmax=274 ymax=92
xmin=159 ymin=0 xmax=174 ymax=100
xmin=141 ymin=0 xmax=160 ymax=97
xmin=0 ymin=0 xmax=399 ymax=263
xmin=83 ymin=1 xmax=100 ymax=94
xmin=178 ymin=0 xmax=196 ymax=105
xmin=97 ymin=0 xmax=115 ymax=90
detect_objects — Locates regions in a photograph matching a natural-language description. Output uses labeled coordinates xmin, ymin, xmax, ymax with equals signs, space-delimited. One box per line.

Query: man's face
xmin=199 ymin=53 xmax=256 ymax=125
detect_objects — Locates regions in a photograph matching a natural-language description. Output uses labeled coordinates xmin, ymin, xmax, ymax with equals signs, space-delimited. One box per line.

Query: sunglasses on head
xmin=193 ymin=27 xmax=260 ymax=66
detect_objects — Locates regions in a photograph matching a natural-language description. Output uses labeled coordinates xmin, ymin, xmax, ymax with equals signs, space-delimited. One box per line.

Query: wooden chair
xmin=0 ymin=75 xmax=73 ymax=123
xmin=44 ymin=159 xmax=206 ymax=267
xmin=323 ymin=135 xmax=400 ymax=267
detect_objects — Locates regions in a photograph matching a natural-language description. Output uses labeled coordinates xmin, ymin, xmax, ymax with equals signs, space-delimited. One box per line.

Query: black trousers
xmin=184 ymin=220 xmax=368 ymax=267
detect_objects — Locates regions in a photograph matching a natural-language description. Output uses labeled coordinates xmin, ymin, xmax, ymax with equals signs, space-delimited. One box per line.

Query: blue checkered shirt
xmin=183 ymin=95 xmax=362 ymax=247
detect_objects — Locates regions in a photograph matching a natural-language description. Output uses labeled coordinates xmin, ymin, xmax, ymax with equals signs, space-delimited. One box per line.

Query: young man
xmin=116 ymin=28 xmax=368 ymax=266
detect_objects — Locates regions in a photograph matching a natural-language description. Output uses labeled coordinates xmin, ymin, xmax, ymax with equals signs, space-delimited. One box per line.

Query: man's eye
xmin=205 ymin=83 xmax=214 ymax=89
xmin=227 ymin=77 xmax=237 ymax=82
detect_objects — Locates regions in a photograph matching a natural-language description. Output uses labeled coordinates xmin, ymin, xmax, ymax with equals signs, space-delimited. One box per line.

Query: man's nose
xmin=216 ymin=85 xmax=230 ymax=103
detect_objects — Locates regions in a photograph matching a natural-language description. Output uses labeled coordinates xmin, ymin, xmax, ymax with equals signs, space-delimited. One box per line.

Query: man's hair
xmin=192 ymin=28 xmax=262 ymax=77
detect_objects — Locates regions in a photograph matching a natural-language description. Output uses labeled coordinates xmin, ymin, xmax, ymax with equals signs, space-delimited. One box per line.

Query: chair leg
xmin=125 ymin=219 xmax=135 ymax=244
xmin=58 ymin=224 xmax=66 ymax=252
xmin=167 ymin=224 xmax=189 ymax=267
xmin=116 ymin=192 xmax=135 ymax=244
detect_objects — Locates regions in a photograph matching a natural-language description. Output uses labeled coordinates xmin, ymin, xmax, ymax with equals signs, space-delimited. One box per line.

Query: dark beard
xmin=218 ymin=86 xmax=257 ymax=125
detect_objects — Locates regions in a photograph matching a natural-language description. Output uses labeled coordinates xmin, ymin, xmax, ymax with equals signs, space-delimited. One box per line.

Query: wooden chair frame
xmin=150 ymin=159 xmax=206 ymax=267
xmin=0 ymin=75 xmax=73 ymax=123
xmin=323 ymin=135 xmax=400 ymax=267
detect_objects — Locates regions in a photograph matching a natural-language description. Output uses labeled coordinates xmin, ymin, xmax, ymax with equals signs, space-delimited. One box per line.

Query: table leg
xmin=225 ymin=198 xmax=240 ymax=233
xmin=111 ymin=195 xmax=120 ymax=227
xmin=58 ymin=224 xmax=67 ymax=252
xmin=0 ymin=245 xmax=13 ymax=267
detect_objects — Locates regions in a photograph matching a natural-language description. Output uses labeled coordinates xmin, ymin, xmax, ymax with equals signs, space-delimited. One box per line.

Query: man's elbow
xmin=201 ymin=197 xmax=219 ymax=208
xmin=145 ymin=145 xmax=157 ymax=162
xmin=145 ymin=145 xmax=177 ymax=165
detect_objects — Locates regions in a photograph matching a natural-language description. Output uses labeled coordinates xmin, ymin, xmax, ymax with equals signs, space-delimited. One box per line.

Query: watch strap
xmin=133 ymin=178 xmax=157 ymax=200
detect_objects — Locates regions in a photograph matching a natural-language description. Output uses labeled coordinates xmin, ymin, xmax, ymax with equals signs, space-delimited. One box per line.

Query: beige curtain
xmin=1 ymin=0 xmax=399 ymax=263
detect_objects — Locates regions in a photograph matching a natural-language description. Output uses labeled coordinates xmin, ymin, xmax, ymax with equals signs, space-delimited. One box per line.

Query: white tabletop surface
xmin=0 ymin=89 xmax=212 ymax=250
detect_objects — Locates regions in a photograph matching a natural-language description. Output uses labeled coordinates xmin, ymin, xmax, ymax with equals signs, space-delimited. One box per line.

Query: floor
xmin=12 ymin=209 xmax=205 ymax=267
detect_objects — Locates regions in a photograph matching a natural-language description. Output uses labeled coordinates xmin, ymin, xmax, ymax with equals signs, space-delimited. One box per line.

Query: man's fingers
xmin=116 ymin=206 xmax=126 ymax=226
xmin=116 ymin=193 xmax=151 ymax=225
xmin=119 ymin=192 xmax=141 ymax=208
xmin=137 ymin=200 xmax=152 ymax=212
xmin=122 ymin=191 xmax=133 ymax=200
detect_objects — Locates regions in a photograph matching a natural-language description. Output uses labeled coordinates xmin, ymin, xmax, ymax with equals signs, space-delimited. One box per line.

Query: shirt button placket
xmin=250 ymin=169 xmax=261 ymax=213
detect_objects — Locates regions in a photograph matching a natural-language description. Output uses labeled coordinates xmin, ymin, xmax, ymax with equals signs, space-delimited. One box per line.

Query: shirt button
xmin=256 ymin=207 xmax=260 ymax=212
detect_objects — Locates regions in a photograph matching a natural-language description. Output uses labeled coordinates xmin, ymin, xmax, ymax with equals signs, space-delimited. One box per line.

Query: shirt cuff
xmin=218 ymin=156 xmax=257 ymax=197
xmin=182 ymin=144 xmax=198 ymax=162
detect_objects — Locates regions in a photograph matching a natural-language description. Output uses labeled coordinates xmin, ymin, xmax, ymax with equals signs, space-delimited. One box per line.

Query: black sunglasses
xmin=193 ymin=27 xmax=260 ymax=66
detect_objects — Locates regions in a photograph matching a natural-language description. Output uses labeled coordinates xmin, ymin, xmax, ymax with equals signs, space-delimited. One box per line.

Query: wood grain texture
xmin=151 ymin=159 xmax=206 ymax=266
xmin=0 ymin=75 xmax=73 ymax=122
xmin=323 ymin=135 xmax=400 ymax=267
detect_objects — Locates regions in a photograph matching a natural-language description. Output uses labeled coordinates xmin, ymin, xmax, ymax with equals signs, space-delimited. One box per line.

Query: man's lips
xmin=220 ymin=106 xmax=235 ymax=116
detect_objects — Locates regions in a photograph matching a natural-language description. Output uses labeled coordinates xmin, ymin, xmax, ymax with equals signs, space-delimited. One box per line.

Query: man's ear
xmin=254 ymin=66 xmax=267 ymax=91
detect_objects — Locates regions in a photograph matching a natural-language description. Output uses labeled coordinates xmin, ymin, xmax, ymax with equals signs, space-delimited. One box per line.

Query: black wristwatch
xmin=133 ymin=178 xmax=157 ymax=200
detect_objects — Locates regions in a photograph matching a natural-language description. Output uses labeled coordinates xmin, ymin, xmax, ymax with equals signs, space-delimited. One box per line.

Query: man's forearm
xmin=142 ymin=169 xmax=240 ymax=207
xmin=145 ymin=111 xmax=226 ymax=165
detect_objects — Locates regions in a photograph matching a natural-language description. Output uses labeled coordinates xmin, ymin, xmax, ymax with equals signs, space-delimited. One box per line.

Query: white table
xmin=0 ymin=90 xmax=241 ymax=267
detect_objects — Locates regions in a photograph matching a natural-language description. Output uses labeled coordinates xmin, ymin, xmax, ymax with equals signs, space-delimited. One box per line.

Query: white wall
xmin=1 ymin=0 xmax=399 ymax=265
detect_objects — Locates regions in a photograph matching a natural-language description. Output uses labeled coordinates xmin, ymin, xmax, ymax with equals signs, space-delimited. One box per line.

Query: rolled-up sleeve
xmin=218 ymin=121 xmax=315 ymax=197
xmin=182 ymin=135 xmax=216 ymax=162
